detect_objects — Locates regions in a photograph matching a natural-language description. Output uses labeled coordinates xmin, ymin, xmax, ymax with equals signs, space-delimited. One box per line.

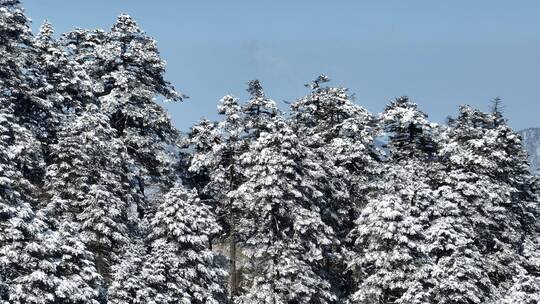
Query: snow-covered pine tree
xmin=347 ymin=97 xmax=437 ymax=303
xmin=502 ymin=178 xmax=540 ymax=302
xmin=33 ymin=21 xmax=96 ymax=116
xmin=0 ymin=0 xmax=32 ymax=105
xmin=189 ymin=95 xmax=246 ymax=301
xmin=92 ymin=14 xmax=186 ymax=208
xmin=290 ymin=75 xmax=381 ymax=224
xmin=46 ymin=222 xmax=102 ymax=304
xmin=0 ymin=0 xmax=42 ymax=181
xmin=44 ymin=105 xmax=135 ymax=291
xmin=233 ymin=84 xmax=337 ymax=303
xmin=0 ymin=7 xmax=61 ymax=150
xmin=137 ymin=186 xmax=226 ymax=304
xmin=1 ymin=112 xmax=99 ymax=304
xmin=290 ymin=76 xmax=381 ymax=297
xmin=0 ymin=106 xmax=55 ymax=303
xmin=0 ymin=2 xmax=68 ymax=302
xmin=423 ymin=166 xmax=498 ymax=303
xmin=417 ymin=108 xmax=507 ymax=303
xmin=29 ymin=21 xmax=106 ymax=182
xmin=437 ymin=105 xmax=540 ymax=301
xmin=347 ymin=162 xmax=434 ymax=304
xmin=3 ymin=223 xmax=101 ymax=304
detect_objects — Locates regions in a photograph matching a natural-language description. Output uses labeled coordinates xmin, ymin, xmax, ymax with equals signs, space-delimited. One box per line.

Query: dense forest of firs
xmin=1 ymin=1 xmax=539 ymax=304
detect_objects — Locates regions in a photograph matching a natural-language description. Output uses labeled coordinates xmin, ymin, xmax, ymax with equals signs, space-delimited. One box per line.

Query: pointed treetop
xmin=190 ymin=119 xmax=220 ymax=149
xmin=111 ymin=13 xmax=141 ymax=34
xmin=38 ymin=20 xmax=54 ymax=36
xmin=490 ymin=96 xmax=506 ymax=127
xmin=217 ymin=94 xmax=241 ymax=116
xmin=246 ymin=79 xmax=264 ymax=98
xmin=243 ymin=80 xmax=279 ymax=119
xmin=491 ymin=96 xmax=503 ymax=113
xmin=491 ymin=96 xmax=505 ymax=123
xmin=36 ymin=20 xmax=54 ymax=43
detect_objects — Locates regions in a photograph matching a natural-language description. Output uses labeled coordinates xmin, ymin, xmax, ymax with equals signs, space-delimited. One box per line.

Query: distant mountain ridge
xmin=519 ymin=128 xmax=540 ymax=174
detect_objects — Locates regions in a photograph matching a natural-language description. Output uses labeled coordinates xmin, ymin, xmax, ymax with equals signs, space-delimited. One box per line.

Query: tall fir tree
xmin=347 ymin=97 xmax=437 ymax=303
xmin=290 ymin=75 xmax=381 ymax=234
xmin=437 ymin=105 xmax=540 ymax=301
xmin=60 ymin=27 xmax=106 ymax=78
xmin=32 ymin=21 xmax=96 ymax=116
xmin=290 ymin=76 xmax=382 ymax=297
xmin=423 ymin=167 xmax=499 ymax=303
xmin=0 ymin=2 xmax=64 ymax=302
xmin=138 ymin=186 xmax=226 ymax=304
xmin=44 ymin=105 xmax=135 ymax=292
xmin=60 ymin=14 xmax=186 ymax=225
xmin=233 ymin=84 xmax=337 ymax=303
xmin=0 ymin=0 xmax=33 ymax=108
xmin=0 ymin=106 xmax=53 ymax=303
xmin=189 ymin=95 xmax=247 ymax=301
xmin=95 ymin=14 xmax=185 ymax=201
xmin=347 ymin=162 xmax=434 ymax=304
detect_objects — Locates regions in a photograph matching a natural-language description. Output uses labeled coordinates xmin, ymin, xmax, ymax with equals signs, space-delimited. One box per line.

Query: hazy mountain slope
xmin=519 ymin=128 xmax=540 ymax=174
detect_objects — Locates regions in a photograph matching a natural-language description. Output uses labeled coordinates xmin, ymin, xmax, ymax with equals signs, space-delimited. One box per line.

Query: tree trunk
xmin=229 ymin=198 xmax=238 ymax=303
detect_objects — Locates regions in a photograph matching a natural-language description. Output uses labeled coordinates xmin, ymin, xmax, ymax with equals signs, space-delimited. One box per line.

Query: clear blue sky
xmin=23 ymin=1 xmax=540 ymax=131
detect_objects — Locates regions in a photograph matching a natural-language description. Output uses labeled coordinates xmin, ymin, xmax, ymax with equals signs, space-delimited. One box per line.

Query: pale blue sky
xmin=23 ymin=1 xmax=540 ymax=131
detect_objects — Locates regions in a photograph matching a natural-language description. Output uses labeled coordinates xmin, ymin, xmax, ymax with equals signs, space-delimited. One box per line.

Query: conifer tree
xmin=0 ymin=0 xmax=32 ymax=102
xmin=0 ymin=3 xmax=56 ymax=144
xmin=347 ymin=163 xmax=433 ymax=304
xmin=290 ymin=76 xmax=381 ymax=296
xmin=59 ymin=14 xmax=186 ymax=225
xmin=33 ymin=21 xmax=95 ymax=114
xmin=60 ymin=27 xmax=106 ymax=76
xmin=347 ymin=97 xmax=436 ymax=303
xmin=46 ymin=222 xmax=102 ymax=304
xmin=44 ymin=106 xmax=135 ymax=287
xmin=0 ymin=116 xmax=99 ymax=303
xmin=0 ymin=2 xmax=67 ymax=302
xmin=290 ymin=76 xmax=380 ymax=233
xmin=423 ymin=168 xmax=498 ymax=303
xmin=188 ymin=118 xmax=222 ymax=195
xmin=234 ymin=96 xmax=337 ymax=303
xmin=138 ymin=186 xmax=226 ymax=304
xmin=189 ymin=95 xmax=246 ymax=300
xmin=94 ymin=14 xmax=186 ymax=202
xmin=0 ymin=107 xmax=52 ymax=303
xmin=435 ymin=105 xmax=540 ymax=301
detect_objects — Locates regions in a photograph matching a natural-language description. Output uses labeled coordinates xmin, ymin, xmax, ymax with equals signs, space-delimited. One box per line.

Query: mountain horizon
xmin=519 ymin=127 xmax=540 ymax=174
